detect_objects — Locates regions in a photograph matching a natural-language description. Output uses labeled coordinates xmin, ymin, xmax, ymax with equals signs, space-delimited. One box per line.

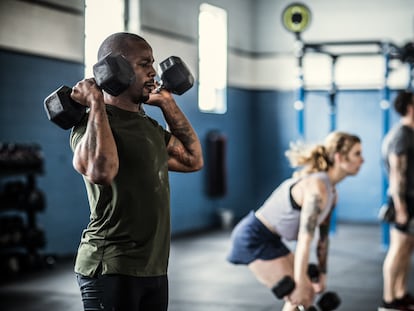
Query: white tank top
xmin=257 ymin=172 xmax=335 ymax=241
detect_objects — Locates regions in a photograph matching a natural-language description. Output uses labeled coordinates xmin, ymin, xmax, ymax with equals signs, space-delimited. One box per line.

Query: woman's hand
xmin=312 ymin=272 xmax=327 ymax=294
xmin=288 ymin=277 xmax=315 ymax=308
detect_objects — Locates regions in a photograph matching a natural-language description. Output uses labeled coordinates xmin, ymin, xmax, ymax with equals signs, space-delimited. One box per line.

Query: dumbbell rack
xmin=0 ymin=143 xmax=53 ymax=280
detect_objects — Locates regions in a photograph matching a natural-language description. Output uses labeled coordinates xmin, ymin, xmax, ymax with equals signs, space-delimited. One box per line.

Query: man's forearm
xmin=162 ymin=102 xmax=198 ymax=148
xmin=160 ymin=100 xmax=203 ymax=171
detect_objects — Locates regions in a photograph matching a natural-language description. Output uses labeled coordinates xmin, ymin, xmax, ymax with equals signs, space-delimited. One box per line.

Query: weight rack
xmin=0 ymin=143 xmax=54 ymax=280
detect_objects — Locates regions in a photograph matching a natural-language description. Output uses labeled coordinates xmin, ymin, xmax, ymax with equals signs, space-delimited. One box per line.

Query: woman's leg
xmin=248 ymin=253 xmax=294 ymax=288
xmin=248 ymin=253 xmax=297 ymax=311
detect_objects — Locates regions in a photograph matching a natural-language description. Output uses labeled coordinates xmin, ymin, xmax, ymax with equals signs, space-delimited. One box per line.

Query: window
xmin=198 ymin=3 xmax=228 ymax=114
xmin=84 ymin=0 xmax=125 ymax=76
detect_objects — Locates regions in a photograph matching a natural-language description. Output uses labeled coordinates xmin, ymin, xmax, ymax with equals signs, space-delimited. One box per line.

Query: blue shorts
xmin=226 ymin=211 xmax=291 ymax=265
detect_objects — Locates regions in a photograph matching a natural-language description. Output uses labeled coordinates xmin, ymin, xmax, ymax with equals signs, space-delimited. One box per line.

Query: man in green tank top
xmin=69 ymin=32 xmax=203 ymax=311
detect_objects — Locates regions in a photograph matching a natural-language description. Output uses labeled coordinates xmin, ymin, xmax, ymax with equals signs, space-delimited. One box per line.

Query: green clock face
xmin=282 ymin=3 xmax=311 ymax=33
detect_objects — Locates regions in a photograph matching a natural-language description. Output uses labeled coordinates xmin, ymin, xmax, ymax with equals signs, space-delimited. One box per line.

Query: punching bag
xmin=205 ymin=130 xmax=227 ymax=197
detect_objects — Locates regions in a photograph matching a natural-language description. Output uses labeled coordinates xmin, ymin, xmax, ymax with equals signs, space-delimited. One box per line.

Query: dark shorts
xmin=226 ymin=211 xmax=291 ymax=265
xmin=389 ymin=196 xmax=414 ymax=235
xmin=76 ymin=271 xmax=168 ymax=311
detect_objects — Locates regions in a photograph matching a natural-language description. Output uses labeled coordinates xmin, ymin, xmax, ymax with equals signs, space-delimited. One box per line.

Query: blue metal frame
xmin=295 ymin=42 xmax=306 ymax=139
xmin=329 ymin=56 xmax=338 ymax=234
xmin=381 ymin=50 xmax=391 ymax=250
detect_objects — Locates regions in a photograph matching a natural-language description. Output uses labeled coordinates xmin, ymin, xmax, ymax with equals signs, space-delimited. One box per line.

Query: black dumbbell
xmin=44 ymin=53 xmax=135 ymax=130
xmin=308 ymin=263 xmax=320 ymax=282
xmin=156 ymin=56 xmax=194 ymax=95
xmin=306 ymin=264 xmax=340 ymax=310
xmin=44 ymin=55 xmax=194 ymax=130
xmin=272 ymin=275 xmax=296 ymax=299
xmin=271 ymin=264 xmax=341 ymax=311
xmin=308 ymin=292 xmax=341 ymax=311
xmin=272 ymin=263 xmax=320 ymax=299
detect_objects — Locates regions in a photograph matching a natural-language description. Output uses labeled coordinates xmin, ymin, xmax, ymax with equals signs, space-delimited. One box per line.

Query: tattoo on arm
xmin=167 ymin=136 xmax=195 ymax=165
xmin=317 ymin=217 xmax=330 ymax=273
xmin=170 ymin=124 xmax=196 ymax=148
xmin=164 ymin=109 xmax=202 ymax=170
xmin=301 ymin=194 xmax=323 ymax=236
xmin=395 ymin=155 xmax=407 ymax=200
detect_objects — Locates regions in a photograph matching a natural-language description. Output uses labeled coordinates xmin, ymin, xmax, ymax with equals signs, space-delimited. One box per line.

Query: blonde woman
xmin=227 ymin=131 xmax=364 ymax=310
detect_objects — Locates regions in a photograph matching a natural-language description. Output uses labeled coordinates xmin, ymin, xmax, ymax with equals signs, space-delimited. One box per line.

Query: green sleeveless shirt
xmin=70 ymin=105 xmax=171 ymax=277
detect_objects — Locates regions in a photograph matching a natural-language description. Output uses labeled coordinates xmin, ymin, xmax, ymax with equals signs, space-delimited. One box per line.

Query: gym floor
xmin=1 ymin=222 xmax=413 ymax=311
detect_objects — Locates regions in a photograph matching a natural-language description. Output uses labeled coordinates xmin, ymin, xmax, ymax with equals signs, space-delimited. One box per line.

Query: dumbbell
xmin=307 ymin=292 xmax=341 ymax=311
xmin=272 ymin=264 xmax=341 ymax=311
xmin=156 ymin=56 xmax=194 ymax=95
xmin=44 ymin=53 xmax=135 ymax=130
xmin=306 ymin=264 xmax=340 ymax=311
xmin=44 ymin=55 xmax=194 ymax=130
xmin=300 ymin=263 xmax=341 ymax=311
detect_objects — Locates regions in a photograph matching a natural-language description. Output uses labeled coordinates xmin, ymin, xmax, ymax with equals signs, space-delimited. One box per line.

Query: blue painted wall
xmin=251 ymin=89 xmax=401 ymax=223
xmin=0 ymin=50 xmax=88 ymax=255
xmin=250 ymin=90 xmax=298 ymax=205
xmin=0 ymin=50 xmax=401 ymax=255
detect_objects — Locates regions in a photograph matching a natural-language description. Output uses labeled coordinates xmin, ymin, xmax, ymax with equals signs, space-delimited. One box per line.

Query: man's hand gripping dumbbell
xmin=44 ymin=54 xmax=194 ymax=130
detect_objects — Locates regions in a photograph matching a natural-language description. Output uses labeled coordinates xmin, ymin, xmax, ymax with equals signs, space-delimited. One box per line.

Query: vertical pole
xmin=408 ymin=63 xmax=414 ymax=91
xmin=381 ymin=47 xmax=391 ymax=250
xmin=329 ymin=56 xmax=338 ymax=234
xmin=328 ymin=56 xmax=338 ymax=132
xmin=125 ymin=0 xmax=141 ymax=34
xmin=294 ymin=35 xmax=306 ymax=140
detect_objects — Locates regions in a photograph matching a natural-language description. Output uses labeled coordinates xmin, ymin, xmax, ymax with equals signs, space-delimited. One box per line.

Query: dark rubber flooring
xmin=1 ymin=223 xmax=413 ymax=311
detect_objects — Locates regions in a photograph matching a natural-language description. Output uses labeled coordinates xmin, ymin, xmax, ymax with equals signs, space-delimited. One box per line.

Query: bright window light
xmin=198 ymin=3 xmax=228 ymax=114
xmin=84 ymin=0 xmax=125 ymax=77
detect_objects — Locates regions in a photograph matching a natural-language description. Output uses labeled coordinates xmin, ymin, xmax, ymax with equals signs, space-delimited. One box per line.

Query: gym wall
xmin=141 ymin=0 xmax=413 ymax=225
xmin=0 ymin=0 xmax=258 ymax=254
xmin=0 ymin=0 xmax=412 ymax=255
xmin=0 ymin=0 xmax=86 ymax=256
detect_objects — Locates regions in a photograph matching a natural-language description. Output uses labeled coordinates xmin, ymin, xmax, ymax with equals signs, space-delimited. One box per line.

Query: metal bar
xmin=381 ymin=52 xmax=391 ymax=250
xmin=329 ymin=56 xmax=338 ymax=235
xmin=408 ymin=63 xmax=414 ymax=90
xmin=19 ymin=0 xmax=84 ymax=15
xmin=303 ymin=40 xmax=401 ymax=59
xmin=305 ymin=40 xmax=384 ymax=47
xmin=295 ymin=41 xmax=306 ymax=140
